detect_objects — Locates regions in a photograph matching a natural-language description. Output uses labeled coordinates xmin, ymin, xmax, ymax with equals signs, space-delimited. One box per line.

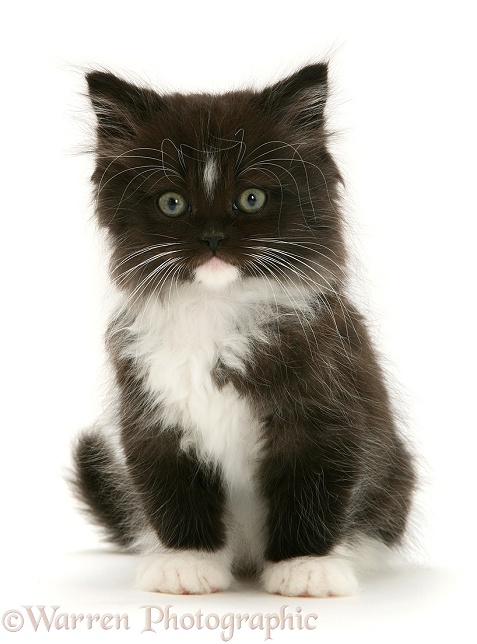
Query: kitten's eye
xmin=235 ymin=188 xmax=267 ymax=214
xmin=157 ymin=192 xmax=189 ymax=217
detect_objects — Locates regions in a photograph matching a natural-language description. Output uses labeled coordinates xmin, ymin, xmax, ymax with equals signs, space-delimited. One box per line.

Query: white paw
xmin=263 ymin=556 xmax=358 ymax=597
xmin=136 ymin=551 xmax=232 ymax=595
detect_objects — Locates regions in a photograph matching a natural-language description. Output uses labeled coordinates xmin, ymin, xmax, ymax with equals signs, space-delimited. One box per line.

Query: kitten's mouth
xmin=194 ymin=256 xmax=240 ymax=289
xmin=199 ymin=256 xmax=229 ymax=271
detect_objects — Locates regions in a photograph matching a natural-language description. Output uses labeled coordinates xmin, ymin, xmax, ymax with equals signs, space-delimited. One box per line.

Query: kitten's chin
xmin=194 ymin=257 xmax=240 ymax=290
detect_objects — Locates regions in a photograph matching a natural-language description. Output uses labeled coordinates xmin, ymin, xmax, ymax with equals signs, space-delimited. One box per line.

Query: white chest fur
xmin=119 ymin=281 xmax=279 ymax=490
xmin=117 ymin=278 xmax=317 ymax=564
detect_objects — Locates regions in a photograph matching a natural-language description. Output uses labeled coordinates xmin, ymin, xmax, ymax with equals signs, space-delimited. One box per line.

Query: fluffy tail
xmin=71 ymin=429 xmax=140 ymax=549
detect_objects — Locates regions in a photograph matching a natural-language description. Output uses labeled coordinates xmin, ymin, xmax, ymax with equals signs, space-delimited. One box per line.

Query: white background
xmin=1 ymin=1 xmax=476 ymax=642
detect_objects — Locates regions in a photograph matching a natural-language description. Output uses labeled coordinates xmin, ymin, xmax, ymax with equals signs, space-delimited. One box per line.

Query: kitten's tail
xmin=70 ymin=429 xmax=141 ymax=549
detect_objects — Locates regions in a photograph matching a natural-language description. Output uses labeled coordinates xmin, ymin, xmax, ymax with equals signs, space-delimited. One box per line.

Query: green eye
xmin=235 ymin=188 xmax=267 ymax=214
xmin=157 ymin=192 xmax=189 ymax=217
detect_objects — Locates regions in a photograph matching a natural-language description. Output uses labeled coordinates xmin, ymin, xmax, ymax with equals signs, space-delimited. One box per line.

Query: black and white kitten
xmin=72 ymin=64 xmax=416 ymax=597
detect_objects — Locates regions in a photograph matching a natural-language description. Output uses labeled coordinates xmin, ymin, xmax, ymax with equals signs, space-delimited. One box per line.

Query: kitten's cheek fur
xmin=135 ymin=551 xmax=233 ymax=595
xmin=194 ymin=259 xmax=240 ymax=290
xmin=262 ymin=556 xmax=359 ymax=598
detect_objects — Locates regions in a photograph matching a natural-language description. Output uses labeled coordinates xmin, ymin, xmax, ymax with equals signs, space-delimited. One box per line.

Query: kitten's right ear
xmin=86 ymin=71 xmax=155 ymax=141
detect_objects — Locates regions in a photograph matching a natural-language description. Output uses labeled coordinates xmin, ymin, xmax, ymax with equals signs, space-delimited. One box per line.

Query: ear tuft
xmin=259 ymin=63 xmax=329 ymax=131
xmin=86 ymin=71 xmax=156 ymax=141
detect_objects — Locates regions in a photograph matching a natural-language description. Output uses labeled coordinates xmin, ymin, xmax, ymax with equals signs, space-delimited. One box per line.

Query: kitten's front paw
xmin=137 ymin=552 xmax=232 ymax=595
xmin=263 ymin=556 xmax=358 ymax=598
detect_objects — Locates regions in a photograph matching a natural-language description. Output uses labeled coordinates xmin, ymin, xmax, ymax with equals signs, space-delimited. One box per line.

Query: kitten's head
xmin=87 ymin=64 xmax=345 ymax=297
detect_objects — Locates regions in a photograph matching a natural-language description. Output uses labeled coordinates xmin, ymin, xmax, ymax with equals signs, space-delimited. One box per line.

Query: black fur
xmin=71 ymin=63 xmax=416 ymax=591
xmin=72 ymin=432 xmax=136 ymax=548
xmin=121 ymin=427 xmax=227 ymax=551
xmin=223 ymin=295 xmax=415 ymax=560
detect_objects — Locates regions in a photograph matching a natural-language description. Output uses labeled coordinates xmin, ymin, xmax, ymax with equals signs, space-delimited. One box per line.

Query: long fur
xmin=71 ymin=63 xmax=416 ymax=597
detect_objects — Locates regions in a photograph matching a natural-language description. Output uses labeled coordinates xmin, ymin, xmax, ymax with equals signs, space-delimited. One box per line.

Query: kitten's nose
xmin=201 ymin=233 xmax=224 ymax=252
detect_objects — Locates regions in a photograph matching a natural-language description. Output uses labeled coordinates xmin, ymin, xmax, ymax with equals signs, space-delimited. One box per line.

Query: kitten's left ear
xmin=258 ymin=63 xmax=329 ymax=130
xmin=86 ymin=70 xmax=158 ymax=142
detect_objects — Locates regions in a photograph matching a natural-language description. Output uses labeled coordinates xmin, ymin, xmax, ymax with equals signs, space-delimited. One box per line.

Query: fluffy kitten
xmin=72 ymin=63 xmax=416 ymax=597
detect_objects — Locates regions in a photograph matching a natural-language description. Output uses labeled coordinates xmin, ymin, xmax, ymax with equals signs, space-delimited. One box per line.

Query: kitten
xmin=72 ymin=63 xmax=416 ymax=597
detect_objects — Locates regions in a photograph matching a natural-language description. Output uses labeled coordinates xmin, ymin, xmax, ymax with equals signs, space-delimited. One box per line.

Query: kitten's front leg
xmin=260 ymin=418 xmax=359 ymax=598
xmin=263 ymin=555 xmax=358 ymax=598
xmin=122 ymin=427 xmax=232 ymax=594
xmin=137 ymin=550 xmax=233 ymax=595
